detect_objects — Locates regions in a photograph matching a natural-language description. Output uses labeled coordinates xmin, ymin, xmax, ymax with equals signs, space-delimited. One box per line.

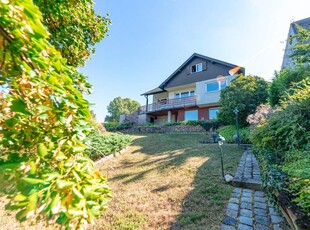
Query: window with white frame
xmin=206 ymin=79 xmax=226 ymax=92
xmin=185 ymin=110 xmax=198 ymax=121
xmin=175 ymin=90 xmax=195 ymax=98
xmin=209 ymin=108 xmax=219 ymax=120
xmin=191 ymin=63 xmax=203 ymax=73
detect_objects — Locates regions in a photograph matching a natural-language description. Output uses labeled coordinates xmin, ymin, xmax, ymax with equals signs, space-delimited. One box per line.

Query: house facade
xmin=137 ymin=53 xmax=244 ymax=125
xmin=281 ymin=17 xmax=310 ymax=70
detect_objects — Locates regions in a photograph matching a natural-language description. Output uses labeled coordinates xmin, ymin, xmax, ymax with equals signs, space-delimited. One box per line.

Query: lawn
xmin=0 ymin=133 xmax=243 ymax=230
xmin=92 ymin=133 xmax=243 ymax=230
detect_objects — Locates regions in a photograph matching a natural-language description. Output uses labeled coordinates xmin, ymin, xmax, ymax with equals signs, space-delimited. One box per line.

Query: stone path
xmin=221 ymin=151 xmax=288 ymax=230
xmin=232 ymin=151 xmax=262 ymax=190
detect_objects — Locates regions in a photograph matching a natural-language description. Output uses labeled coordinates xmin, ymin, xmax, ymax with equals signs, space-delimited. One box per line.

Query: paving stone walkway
xmin=232 ymin=151 xmax=262 ymax=190
xmin=221 ymin=151 xmax=288 ymax=230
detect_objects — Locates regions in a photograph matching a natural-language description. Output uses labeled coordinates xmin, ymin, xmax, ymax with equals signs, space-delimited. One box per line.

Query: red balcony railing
xmin=138 ymin=96 xmax=197 ymax=114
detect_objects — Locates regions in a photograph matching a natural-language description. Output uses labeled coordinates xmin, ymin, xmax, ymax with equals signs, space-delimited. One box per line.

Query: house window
xmin=206 ymin=79 xmax=226 ymax=92
xmin=175 ymin=91 xmax=195 ymax=98
xmin=191 ymin=63 xmax=203 ymax=73
xmin=185 ymin=110 xmax=198 ymax=121
xmin=209 ymin=108 xmax=219 ymax=120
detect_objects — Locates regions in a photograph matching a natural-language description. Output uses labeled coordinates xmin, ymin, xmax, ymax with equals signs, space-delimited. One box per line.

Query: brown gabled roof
xmin=159 ymin=53 xmax=241 ymax=88
xmin=141 ymin=53 xmax=244 ymax=96
xmin=141 ymin=87 xmax=165 ymax=96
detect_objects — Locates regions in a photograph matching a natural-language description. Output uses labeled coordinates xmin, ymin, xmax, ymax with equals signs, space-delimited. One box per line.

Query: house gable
xmin=281 ymin=17 xmax=310 ymax=70
xmin=159 ymin=53 xmax=243 ymax=89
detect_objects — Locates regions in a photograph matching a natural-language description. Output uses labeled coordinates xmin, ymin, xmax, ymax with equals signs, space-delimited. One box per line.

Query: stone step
xmin=232 ymin=151 xmax=262 ymax=191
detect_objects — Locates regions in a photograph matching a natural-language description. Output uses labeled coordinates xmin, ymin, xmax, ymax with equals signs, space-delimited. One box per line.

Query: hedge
xmin=217 ymin=125 xmax=251 ymax=144
xmin=85 ymin=130 xmax=132 ymax=160
xmin=251 ymin=80 xmax=310 ymax=215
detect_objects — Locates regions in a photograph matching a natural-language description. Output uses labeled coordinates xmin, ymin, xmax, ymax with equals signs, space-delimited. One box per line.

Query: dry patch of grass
xmin=92 ymin=133 xmax=243 ymax=230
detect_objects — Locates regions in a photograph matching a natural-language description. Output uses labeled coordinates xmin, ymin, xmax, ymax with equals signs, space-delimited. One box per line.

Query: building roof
xmin=159 ymin=53 xmax=242 ymax=88
xmin=141 ymin=87 xmax=165 ymax=96
xmin=291 ymin=17 xmax=310 ymax=35
xmin=141 ymin=53 xmax=244 ymax=96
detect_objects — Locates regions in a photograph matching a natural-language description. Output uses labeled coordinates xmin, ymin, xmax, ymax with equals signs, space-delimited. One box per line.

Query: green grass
xmin=93 ymin=133 xmax=243 ymax=230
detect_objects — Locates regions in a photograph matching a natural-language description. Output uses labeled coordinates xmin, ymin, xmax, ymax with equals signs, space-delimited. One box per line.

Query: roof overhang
xmin=141 ymin=87 xmax=166 ymax=96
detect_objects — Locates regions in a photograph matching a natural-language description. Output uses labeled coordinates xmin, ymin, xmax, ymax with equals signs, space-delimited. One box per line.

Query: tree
xmin=33 ymin=0 xmax=111 ymax=67
xmin=105 ymin=97 xmax=140 ymax=122
xmin=269 ymin=65 xmax=310 ymax=106
xmin=290 ymin=24 xmax=310 ymax=66
xmin=218 ymin=75 xmax=269 ymax=127
xmin=0 ymin=1 xmax=110 ymax=228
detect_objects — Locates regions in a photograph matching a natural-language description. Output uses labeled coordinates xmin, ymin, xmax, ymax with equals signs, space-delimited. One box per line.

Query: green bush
xmin=103 ymin=122 xmax=119 ymax=130
xmin=86 ymin=130 xmax=132 ymax=160
xmin=269 ymin=65 xmax=310 ymax=106
xmin=251 ymin=80 xmax=310 ymax=214
xmin=105 ymin=122 xmax=134 ymax=131
xmin=163 ymin=120 xmax=222 ymax=131
xmin=218 ymin=74 xmax=269 ymax=127
xmin=217 ymin=125 xmax=251 ymax=144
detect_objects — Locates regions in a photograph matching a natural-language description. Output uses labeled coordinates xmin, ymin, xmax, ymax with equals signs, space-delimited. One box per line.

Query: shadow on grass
xmin=168 ymin=146 xmax=242 ymax=229
xmin=128 ymin=134 xmax=243 ymax=229
xmin=118 ymin=134 xmax=239 ymax=186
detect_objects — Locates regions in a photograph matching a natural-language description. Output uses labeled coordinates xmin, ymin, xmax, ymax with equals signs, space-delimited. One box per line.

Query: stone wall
xmin=118 ymin=124 xmax=207 ymax=134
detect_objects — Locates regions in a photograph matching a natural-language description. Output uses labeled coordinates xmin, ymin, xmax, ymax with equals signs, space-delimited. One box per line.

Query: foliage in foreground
xmin=218 ymin=74 xmax=269 ymax=127
xmin=33 ymin=0 xmax=111 ymax=67
xmin=0 ymin=1 xmax=111 ymax=228
xmin=86 ymin=131 xmax=132 ymax=160
xmin=251 ymin=80 xmax=310 ymax=215
xmin=217 ymin=125 xmax=251 ymax=144
xmin=269 ymin=65 xmax=310 ymax=106
xmin=105 ymin=97 xmax=140 ymax=122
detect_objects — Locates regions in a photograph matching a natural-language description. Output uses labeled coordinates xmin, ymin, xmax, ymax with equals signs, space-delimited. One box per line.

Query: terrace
xmin=138 ymin=96 xmax=197 ymax=115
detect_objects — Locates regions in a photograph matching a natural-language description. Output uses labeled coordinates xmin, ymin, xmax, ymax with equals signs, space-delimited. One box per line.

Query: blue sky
xmin=81 ymin=0 xmax=310 ymax=122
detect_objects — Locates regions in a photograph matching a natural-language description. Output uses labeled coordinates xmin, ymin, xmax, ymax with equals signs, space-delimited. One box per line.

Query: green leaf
xmin=10 ymin=99 xmax=31 ymax=115
xmin=36 ymin=105 xmax=51 ymax=112
xmin=73 ymin=187 xmax=84 ymax=199
xmin=14 ymin=194 xmax=27 ymax=202
xmin=37 ymin=143 xmax=48 ymax=158
xmin=44 ymin=172 xmax=60 ymax=182
xmin=56 ymin=180 xmax=75 ymax=189
xmin=4 ymin=117 xmax=19 ymax=127
xmin=68 ymin=209 xmax=84 ymax=217
xmin=29 ymin=161 xmax=36 ymax=174
xmin=21 ymin=177 xmax=44 ymax=185
xmin=55 ymin=152 xmax=68 ymax=161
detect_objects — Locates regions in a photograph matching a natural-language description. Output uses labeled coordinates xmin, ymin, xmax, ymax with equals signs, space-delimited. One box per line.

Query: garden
xmin=0 ymin=0 xmax=309 ymax=229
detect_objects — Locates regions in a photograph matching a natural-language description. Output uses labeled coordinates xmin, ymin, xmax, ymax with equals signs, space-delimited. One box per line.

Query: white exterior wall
xmin=138 ymin=114 xmax=149 ymax=125
xmin=196 ymin=75 xmax=235 ymax=106
xmin=168 ymin=87 xmax=196 ymax=99
xmin=153 ymin=92 xmax=169 ymax=103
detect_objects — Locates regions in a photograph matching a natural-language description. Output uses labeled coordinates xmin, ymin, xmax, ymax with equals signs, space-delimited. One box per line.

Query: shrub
xmin=103 ymin=122 xmax=119 ymax=130
xmin=251 ymin=80 xmax=310 ymax=214
xmin=218 ymin=74 xmax=269 ymax=127
xmin=105 ymin=122 xmax=134 ymax=131
xmin=163 ymin=120 xmax=222 ymax=131
xmin=269 ymin=65 xmax=310 ymax=106
xmin=86 ymin=130 xmax=132 ymax=160
xmin=217 ymin=125 xmax=252 ymax=144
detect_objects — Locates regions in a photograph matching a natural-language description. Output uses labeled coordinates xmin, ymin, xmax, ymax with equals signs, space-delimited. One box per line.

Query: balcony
xmin=138 ymin=96 xmax=197 ymax=115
